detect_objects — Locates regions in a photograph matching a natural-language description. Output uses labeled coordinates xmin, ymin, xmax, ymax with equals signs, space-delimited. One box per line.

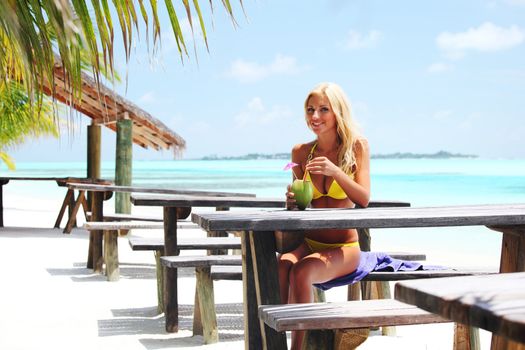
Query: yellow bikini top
xmin=305 ymin=143 xmax=352 ymax=200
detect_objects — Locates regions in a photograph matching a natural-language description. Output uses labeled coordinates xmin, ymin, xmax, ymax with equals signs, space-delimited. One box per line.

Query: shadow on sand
xmin=98 ymin=303 xmax=244 ymax=348
xmin=47 ymin=263 xmax=196 ymax=282
xmin=0 ymin=226 xmax=89 ymax=239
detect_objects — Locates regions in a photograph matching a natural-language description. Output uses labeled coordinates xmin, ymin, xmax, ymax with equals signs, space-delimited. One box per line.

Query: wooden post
xmin=87 ymin=123 xmax=101 ymax=180
xmin=115 ymin=115 xmax=132 ymax=215
xmin=0 ymin=179 xmax=9 ymax=227
xmin=164 ymin=206 xmax=179 ymax=333
xmin=87 ymin=123 xmax=101 ymax=268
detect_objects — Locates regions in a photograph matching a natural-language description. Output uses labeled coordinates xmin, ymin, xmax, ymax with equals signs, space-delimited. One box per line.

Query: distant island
xmin=200 ymin=150 xmax=477 ymax=160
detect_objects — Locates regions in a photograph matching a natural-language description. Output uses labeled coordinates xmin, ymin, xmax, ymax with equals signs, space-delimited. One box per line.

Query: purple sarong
xmin=314 ymin=251 xmax=445 ymax=291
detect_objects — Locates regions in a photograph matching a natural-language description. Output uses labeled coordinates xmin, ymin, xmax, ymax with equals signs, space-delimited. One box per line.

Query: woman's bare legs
xmin=289 ymin=246 xmax=361 ymax=350
xmin=277 ymin=242 xmax=311 ymax=303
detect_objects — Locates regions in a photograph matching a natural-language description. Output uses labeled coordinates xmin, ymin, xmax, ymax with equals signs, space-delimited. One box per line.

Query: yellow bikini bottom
xmin=305 ymin=238 xmax=360 ymax=253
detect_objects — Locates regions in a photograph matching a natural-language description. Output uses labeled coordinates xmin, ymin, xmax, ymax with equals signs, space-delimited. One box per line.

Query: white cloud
xmin=437 ymin=22 xmax=525 ymax=57
xmin=427 ymin=62 xmax=453 ymax=73
xmin=341 ymin=30 xmax=382 ymax=50
xmin=234 ymin=97 xmax=293 ymax=128
xmin=504 ymin=0 xmax=525 ymax=5
xmin=138 ymin=91 xmax=156 ymax=104
xmin=225 ymin=55 xmax=309 ymax=83
xmin=433 ymin=110 xmax=453 ymax=121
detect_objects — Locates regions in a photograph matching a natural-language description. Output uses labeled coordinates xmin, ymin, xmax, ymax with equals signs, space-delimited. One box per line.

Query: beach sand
xmin=0 ymin=193 xmax=495 ymax=349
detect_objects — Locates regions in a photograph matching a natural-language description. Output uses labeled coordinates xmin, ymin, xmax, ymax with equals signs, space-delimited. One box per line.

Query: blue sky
xmin=10 ymin=0 xmax=525 ymax=162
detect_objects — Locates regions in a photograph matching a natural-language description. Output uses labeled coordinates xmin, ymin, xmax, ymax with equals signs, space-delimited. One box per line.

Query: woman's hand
xmin=305 ymin=156 xmax=341 ymax=177
xmin=285 ymin=184 xmax=298 ymax=210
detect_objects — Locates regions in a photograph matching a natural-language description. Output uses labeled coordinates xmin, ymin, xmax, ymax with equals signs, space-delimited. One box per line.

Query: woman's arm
xmin=306 ymin=139 xmax=371 ymax=207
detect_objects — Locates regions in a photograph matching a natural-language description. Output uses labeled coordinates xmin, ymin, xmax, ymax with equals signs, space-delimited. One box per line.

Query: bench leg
xmin=303 ymin=330 xmax=334 ymax=350
xmin=377 ymin=281 xmax=396 ymax=336
xmin=104 ymin=230 xmax=119 ymax=281
xmin=195 ymin=266 xmax=218 ymax=344
xmin=312 ymin=287 xmax=326 ymax=303
xmin=347 ymin=282 xmax=361 ymax=301
xmin=454 ymin=323 xmax=479 ymax=350
xmin=154 ymin=250 xmax=164 ymax=314
xmin=192 ymin=286 xmax=203 ymax=336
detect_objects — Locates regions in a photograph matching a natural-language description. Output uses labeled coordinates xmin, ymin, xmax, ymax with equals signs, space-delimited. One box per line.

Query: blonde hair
xmin=304 ymin=82 xmax=361 ymax=174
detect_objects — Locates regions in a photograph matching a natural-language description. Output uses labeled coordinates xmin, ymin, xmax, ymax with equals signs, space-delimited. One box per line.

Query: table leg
xmin=88 ymin=191 xmax=104 ymax=272
xmin=208 ymin=207 xmax=230 ymax=255
xmin=249 ymin=231 xmax=287 ymax=350
xmin=64 ymin=190 xmax=86 ymax=234
xmin=164 ymin=206 xmax=179 ymax=333
xmin=241 ymin=232 xmax=263 ymax=349
xmin=488 ymin=225 xmax=525 ymax=350
xmin=55 ymin=189 xmax=74 ymax=228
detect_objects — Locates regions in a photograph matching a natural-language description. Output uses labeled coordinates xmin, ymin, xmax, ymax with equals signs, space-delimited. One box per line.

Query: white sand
xmin=0 ymin=192 xmax=495 ymax=349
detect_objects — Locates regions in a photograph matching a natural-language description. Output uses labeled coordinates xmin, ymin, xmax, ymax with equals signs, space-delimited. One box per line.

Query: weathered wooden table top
xmin=68 ymin=182 xmax=256 ymax=197
xmin=192 ymin=203 xmax=525 ymax=231
xmin=395 ymin=272 xmax=525 ymax=345
xmin=130 ymin=193 xmax=285 ymax=208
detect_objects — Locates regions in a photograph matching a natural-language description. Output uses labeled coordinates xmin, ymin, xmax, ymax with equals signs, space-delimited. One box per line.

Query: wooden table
xmin=0 ymin=177 xmax=110 ymax=228
xmin=395 ymin=272 xmax=525 ymax=349
xmin=192 ymin=203 xmax=525 ymax=350
xmin=130 ymin=193 xmax=286 ymax=333
xmin=67 ymin=183 xmax=263 ymax=274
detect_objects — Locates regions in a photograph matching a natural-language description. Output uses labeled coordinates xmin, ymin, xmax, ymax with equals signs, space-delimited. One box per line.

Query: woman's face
xmin=306 ymin=93 xmax=337 ymax=136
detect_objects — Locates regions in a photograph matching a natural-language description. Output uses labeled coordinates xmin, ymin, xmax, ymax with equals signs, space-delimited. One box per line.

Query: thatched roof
xmin=41 ymin=60 xmax=186 ymax=153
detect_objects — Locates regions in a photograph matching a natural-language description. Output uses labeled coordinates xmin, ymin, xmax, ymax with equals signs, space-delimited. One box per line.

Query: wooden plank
xmin=128 ymin=237 xmax=241 ymax=251
xmin=132 ymin=194 xmax=284 ymax=208
xmin=68 ymin=182 xmax=256 ymax=198
xmin=395 ymin=272 xmax=525 ymax=345
xmin=210 ymin=266 xmax=243 ymax=280
xmin=84 ymin=222 xmax=166 ymax=230
xmin=362 ymin=269 xmax=497 ymax=281
xmin=100 ymin=213 xmax=164 ymax=222
xmin=161 ymin=255 xmax=242 ymax=268
xmin=259 ymin=299 xmax=448 ymax=332
xmin=192 ymin=204 xmax=525 ymax=231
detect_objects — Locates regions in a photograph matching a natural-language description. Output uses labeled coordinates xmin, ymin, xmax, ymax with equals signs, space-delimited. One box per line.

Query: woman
xmin=279 ymin=82 xmax=370 ymax=349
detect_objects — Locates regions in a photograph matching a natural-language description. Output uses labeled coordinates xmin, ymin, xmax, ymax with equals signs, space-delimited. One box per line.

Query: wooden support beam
xmin=115 ymin=116 xmax=132 ymax=214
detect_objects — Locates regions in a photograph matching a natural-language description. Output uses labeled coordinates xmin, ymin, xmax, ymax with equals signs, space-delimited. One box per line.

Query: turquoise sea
xmin=2 ymin=158 xmax=525 ymax=267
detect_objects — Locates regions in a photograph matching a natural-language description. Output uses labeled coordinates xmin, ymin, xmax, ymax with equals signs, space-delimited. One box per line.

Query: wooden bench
xmin=160 ymin=255 xmax=243 ymax=344
xmin=82 ymin=221 xmax=199 ymax=281
xmin=160 ymin=254 xmax=493 ymax=345
xmin=129 ymin=236 xmax=242 ymax=313
xmin=258 ymin=299 xmax=455 ymax=349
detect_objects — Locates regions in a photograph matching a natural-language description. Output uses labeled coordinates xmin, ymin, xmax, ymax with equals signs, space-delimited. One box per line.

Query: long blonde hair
xmin=304 ymin=82 xmax=361 ymax=174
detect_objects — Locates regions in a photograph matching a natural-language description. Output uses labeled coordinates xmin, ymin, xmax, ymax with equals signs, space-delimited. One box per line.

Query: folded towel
xmin=314 ymin=251 xmax=444 ymax=291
